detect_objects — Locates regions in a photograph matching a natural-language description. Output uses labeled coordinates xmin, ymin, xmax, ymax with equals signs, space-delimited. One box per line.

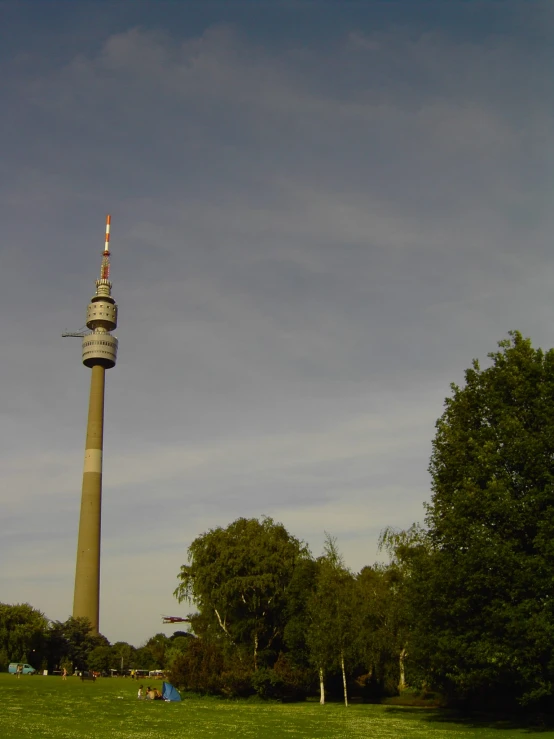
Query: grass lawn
xmin=2 ymin=673 xmax=553 ymax=738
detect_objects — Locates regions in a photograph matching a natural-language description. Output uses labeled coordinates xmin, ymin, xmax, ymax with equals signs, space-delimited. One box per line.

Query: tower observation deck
xmin=71 ymin=215 xmax=119 ymax=633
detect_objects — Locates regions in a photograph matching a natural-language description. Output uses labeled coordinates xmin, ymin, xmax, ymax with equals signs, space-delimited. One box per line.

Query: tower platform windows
xmin=82 ymin=334 xmax=118 ymax=368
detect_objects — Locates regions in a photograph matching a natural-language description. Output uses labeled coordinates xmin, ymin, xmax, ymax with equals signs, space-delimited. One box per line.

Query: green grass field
xmin=2 ymin=673 xmax=553 ymax=738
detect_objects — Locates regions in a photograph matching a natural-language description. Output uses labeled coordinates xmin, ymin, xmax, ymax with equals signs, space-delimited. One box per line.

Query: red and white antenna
xmin=100 ymin=214 xmax=111 ymax=280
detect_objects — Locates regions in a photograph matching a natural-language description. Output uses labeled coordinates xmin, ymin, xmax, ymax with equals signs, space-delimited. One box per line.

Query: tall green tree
xmin=164 ymin=635 xmax=192 ymax=670
xmin=49 ymin=617 xmax=108 ymax=671
xmin=306 ymin=536 xmax=357 ymax=706
xmin=0 ymin=603 xmax=48 ymax=668
xmin=87 ymin=645 xmax=113 ymax=673
xmin=414 ymin=332 xmax=554 ymax=710
xmin=175 ymin=517 xmax=310 ymax=670
xmin=373 ymin=524 xmax=430 ymax=694
xmin=141 ymin=634 xmax=169 ymax=669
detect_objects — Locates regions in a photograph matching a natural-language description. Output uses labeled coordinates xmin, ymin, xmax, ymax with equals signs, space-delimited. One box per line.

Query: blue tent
xmin=161 ymin=682 xmax=182 ymax=702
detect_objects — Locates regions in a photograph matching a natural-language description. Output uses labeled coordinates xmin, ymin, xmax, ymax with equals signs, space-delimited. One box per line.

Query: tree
xmin=87 ymin=645 xmax=113 ymax=673
xmin=175 ymin=517 xmax=310 ymax=671
xmin=49 ymin=617 xmax=108 ymax=671
xmin=165 ymin=635 xmax=193 ymax=670
xmin=372 ymin=524 xmax=430 ymax=694
xmin=283 ymin=557 xmax=320 ymax=670
xmin=414 ymin=332 xmax=554 ymax=710
xmin=168 ymin=638 xmax=226 ymax=694
xmin=0 ymin=603 xmax=48 ymax=668
xmin=306 ymin=535 xmax=357 ymax=706
xmin=140 ymin=634 xmax=169 ymax=669
xmin=356 ymin=565 xmax=403 ymax=698
xmin=112 ymin=641 xmax=136 ymax=671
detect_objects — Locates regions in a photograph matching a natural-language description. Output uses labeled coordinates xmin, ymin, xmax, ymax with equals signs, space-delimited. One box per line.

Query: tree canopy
xmin=9 ymin=332 xmax=554 ymax=714
xmin=412 ymin=332 xmax=554 ymax=710
xmin=0 ymin=603 xmax=48 ymax=668
xmin=175 ymin=516 xmax=309 ymax=670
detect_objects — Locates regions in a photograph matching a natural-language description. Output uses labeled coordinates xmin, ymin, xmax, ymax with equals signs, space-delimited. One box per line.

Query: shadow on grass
xmin=383 ymin=705 xmax=554 ymax=734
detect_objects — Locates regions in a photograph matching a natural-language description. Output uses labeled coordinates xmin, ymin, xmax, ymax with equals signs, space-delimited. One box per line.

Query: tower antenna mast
xmin=68 ymin=214 xmax=119 ymax=634
xmin=101 ymin=215 xmax=111 ymax=280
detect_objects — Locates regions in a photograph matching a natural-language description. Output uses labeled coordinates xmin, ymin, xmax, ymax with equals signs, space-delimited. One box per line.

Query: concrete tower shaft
xmin=73 ymin=214 xmax=118 ymax=634
xmin=73 ymin=365 xmax=105 ymax=631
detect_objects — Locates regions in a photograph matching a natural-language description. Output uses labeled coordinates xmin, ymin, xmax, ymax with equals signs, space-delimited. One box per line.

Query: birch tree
xmin=175 ymin=517 xmax=309 ymax=669
xmin=306 ymin=535 xmax=357 ymax=706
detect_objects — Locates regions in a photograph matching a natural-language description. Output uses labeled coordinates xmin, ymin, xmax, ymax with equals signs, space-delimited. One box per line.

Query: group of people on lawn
xmin=137 ymin=684 xmax=163 ymax=700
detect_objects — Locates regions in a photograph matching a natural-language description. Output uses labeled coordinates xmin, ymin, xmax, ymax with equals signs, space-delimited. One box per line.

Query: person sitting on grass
xmin=146 ymin=687 xmax=163 ymax=700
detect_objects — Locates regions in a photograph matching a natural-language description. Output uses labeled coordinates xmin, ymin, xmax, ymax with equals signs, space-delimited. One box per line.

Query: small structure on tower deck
xmin=64 ymin=215 xmax=119 ymax=634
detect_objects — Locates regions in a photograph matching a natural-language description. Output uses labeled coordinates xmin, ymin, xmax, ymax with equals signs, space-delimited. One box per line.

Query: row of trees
xmin=6 ymin=333 xmax=554 ymax=713
xmin=168 ymin=333 xmax=554 ymax=714
xmin=0 ymin=604 xmax=189 ymax=675
xmin=169 ymin=516 xmax=410 ymax=703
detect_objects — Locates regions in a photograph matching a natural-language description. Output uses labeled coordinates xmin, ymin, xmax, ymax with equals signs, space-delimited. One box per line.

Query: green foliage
xmin=168 ymin=637 xmax=227 ymax=694
xmin=48 ymin=617 xmax=109 ymax=671
xmin=111 ymin=641 xmax=136 ymax=671
xmin=373 ymin=524 xmax=432 ymax=693
xmin=414 ymin=332 xmax=554 ymax=710
xmin=175 ymin=516 xmax=310 ymax=669
xmin=306 ymin=536 xmax=357 ymax=672
xmin=0 ymin=603 xmax=48 ymax=667
xmin=355 ymin=565 xmax=404 ymax=699
xmin=283 ymin=557 xmax=319 ymax=669
xmin=140 ymin=633 xmax=169 ymax=669
xmin=87 ymin=645 xmax=113 ymax=673
xmin=164 ymin=635 xmax=193 ymax=670
xmin=250 ymin=653 xmax=311 ymax=701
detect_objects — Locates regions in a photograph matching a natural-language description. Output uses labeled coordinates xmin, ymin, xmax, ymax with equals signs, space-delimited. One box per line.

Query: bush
xmin=168 ymin=640 xmax=225 ymax=694
xmin=220 ymin=666 xmax=255 ymax=698
xmin=250 ymin=654 xmax=310 ymax=701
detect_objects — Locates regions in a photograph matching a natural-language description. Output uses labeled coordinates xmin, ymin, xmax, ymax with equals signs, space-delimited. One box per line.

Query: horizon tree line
xmin=5 ymin=332 xmax=554 ymax=713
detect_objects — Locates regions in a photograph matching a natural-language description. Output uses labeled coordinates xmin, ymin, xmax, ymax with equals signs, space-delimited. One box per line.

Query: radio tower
xmin=68 ymin=215 xmax=118 ymax=633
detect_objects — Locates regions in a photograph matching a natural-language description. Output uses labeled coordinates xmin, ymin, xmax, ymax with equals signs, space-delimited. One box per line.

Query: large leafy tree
xmin=414 ymin=332 xmax=554 ymax=710
xmin=0 ymin=603 xmax=48 ymax=668
xmin=48 ymin=617 xmax=109 ymax=671
xmin=139 ymin=634 xmax=169 ymax=669
xmin=87 ymin=645 xmax=113 ymax=673
xmin=175 ymin=517 xmax=309 ymax=670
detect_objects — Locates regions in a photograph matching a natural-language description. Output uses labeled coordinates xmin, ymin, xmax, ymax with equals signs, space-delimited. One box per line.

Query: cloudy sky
xmin=1 ymin=0 xmax=552 ymax=646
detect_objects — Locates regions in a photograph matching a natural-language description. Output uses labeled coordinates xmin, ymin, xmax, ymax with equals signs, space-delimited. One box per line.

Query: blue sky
xmin=1 ymin=0 xmax=553 ymax=646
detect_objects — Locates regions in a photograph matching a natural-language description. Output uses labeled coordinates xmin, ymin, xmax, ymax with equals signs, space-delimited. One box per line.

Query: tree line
xmin=0 ymin=604 xmax=191 ymax=676
xmin=170 ymin=333 xmax=554 ymax=713
xmin=170 ymin=516 xmax=412 ymax=704
xmin=6 ymin=333 xmax=554 ymax=713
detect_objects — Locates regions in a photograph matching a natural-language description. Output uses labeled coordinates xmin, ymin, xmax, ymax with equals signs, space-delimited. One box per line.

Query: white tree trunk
xmin=214 ymin=608 xmax=231 ymax=638
xmin=319 ymin=667 xmax=325 ymax=705
xmin=399 ymin=648 xmax=407 ymax=692
xmin=340 ymin=651 xmax=348 ymax=707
